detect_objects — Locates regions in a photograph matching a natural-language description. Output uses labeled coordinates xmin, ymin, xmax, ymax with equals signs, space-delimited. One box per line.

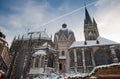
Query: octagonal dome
xmin=54 ymin=23 xmax=75 ymax=41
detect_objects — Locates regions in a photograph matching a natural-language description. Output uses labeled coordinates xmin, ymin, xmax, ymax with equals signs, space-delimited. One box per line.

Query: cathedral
xmin=66 ymin=7 xmax=120 ymax=73
xmin=8 ymin=7 xmax=120 ymax=79
xmin=54 ymin=7 xmax=120 ymax=74
xmin=9 ymin=31 xmax=57 ymax=79
xmin=54 ymin=23 xmax=75 ymax=73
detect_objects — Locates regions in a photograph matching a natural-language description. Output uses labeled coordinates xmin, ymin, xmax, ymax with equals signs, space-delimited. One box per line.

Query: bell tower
xmin=84 ymin=7 xmax=99 ymax=40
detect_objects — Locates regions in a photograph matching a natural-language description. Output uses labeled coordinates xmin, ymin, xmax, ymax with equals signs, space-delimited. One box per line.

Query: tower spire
xmin=84 ymin=7 xmax=92 ymax=24
xmin=93 ymin=17 xmax=97 ymax=25
xmin=84 ymin=6 xmax=99 ymax=40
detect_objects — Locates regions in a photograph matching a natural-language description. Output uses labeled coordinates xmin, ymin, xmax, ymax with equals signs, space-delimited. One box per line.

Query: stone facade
xmin=0 ymin=31 xmax=11 ymax=78
xmin=7 ymin=6 xmax=120 ymax=79
xmin=88 ymin=63 xmax=120 ymax=79
xmin=67 ymin=7 xmax=120 ymax=74
xmin=69 ymin=45 xmax=120 ymax=73
xmin=66 ymin=63 xmax=120 ymax=79
xmin=84 ymin=7 xmax=99 ymax=40
xmin=54 ymin=24 xmax=75 ymax=73
xmin=9 ymin=31 xmax=56 ymax=79
xmin=27 ymin=44 xmax=57 ymax=79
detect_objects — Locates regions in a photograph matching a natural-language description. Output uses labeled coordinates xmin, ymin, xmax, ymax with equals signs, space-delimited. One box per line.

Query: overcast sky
xmin=0 ymin=0 xmax=120 ymax=46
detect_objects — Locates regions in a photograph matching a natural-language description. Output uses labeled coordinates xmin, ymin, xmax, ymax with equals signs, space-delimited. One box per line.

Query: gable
xmin=59 ymin=33 xmax=67 ymax=41
xmin=68 ymin=34 xmax=75 ymax=43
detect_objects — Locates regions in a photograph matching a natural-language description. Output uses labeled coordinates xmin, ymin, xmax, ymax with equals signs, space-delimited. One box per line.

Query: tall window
xmin=94 ymin=48 xmax=112 ymax=66
xmin=35 ymin=57 xmax=39 ymax=67
xmin=61 ymin=51 xmax=65 ymax=56
xmin=115 ymin=49 xmax=120 ymax=62
xmin=59 ymin=63 xmax=62 ymax=70
xmin=31 ymin=57 xmax=34 ymax=68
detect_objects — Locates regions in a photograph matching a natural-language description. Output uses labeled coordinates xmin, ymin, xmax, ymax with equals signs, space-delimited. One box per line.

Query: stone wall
xmin=68 ymin=45 xmax=120 ymax=73
xmin=9 ymin=38 xmax=54 ymax=79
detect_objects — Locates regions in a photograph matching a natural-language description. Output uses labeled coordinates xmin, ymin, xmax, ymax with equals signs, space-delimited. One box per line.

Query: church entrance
xmin=59 ymin=63 xmax=62 ymax=71
xmin=59 ymin=60 xmax=66 ymax=73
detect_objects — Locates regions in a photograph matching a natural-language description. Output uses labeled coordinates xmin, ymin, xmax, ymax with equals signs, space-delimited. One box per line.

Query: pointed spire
xmin=39 ymin=33 xmax=41 ymax=39
xmin=93 ymin=18 xmax=97 ymax=25
xmin=50 ymin=34 xmax=52 ymax=40
xmin=18 ymin=34 xmax=20 ymax=39
xmin=22 ymin=35 xmax=24 ymax=39
xmin=30 ymin=33 xmax=32 ymax=39
xmin=84 ymin=7 xmax=92 ymax=24
xmin=13 ymin=36 xmax=16 ymax=40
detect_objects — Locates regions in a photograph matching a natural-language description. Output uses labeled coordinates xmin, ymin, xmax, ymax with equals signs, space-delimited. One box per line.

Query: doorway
xmin=59 ymin=63 xmax=62 ymax=71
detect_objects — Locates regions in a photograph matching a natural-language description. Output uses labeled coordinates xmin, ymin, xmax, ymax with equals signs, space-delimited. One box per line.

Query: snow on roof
xmin=90 ymin=76 xmax=97 ymax=78
xmin=55 ymin=27 xmax=74 ymax=40
xmin=65 ymin=63 xmax=120 ymax=78
xmin=70 ymin=36 xmax=119 ymax=48
xmin=29 ymin=68 xmax=45 ymax=75
xmin=42 ymin=42 xmax=48 ymax=46
xmin=60 ymin=27 xmax=68 ymax=30
xmin=35 ymin=43 xmax=57 ymax=52
xmin=22 ymin=31 xmax=50 ymax=40
xmin=32 ymin=50 xmax=46 ymax=57
xmin=59 ymin=56 xmax=66 ymax=59
xmin=60 ymin=27 xmax=72 ymax=32
xmin=42 ymin=42 xmax=51 ymax=48
xmin=66 ymin=72 xmax=88 ymax=78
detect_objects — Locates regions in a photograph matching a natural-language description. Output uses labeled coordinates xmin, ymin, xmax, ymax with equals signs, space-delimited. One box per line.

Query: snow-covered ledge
xmin=29 ymin=68 xmax=44 ymax=75
xmin=89 ymin=63 xmax=120 ymax=76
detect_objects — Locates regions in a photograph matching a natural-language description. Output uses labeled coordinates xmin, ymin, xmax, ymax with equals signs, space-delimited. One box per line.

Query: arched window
xmin=85 ymin=48 xmax=92 ymax=66
xmin=35 ymin=56 xmax=39 ymax=67
xmin=59 ymin=63 xmax=62 ymax=70
xmin=115 ymin=49 xmax=120 ymax=62
xmin=94 ymin=48 xmax=112 ymax=66
xmin=31 ymin=57 xmax=34 ymax=68
xmin=61 ymin=51 xmax=65 ymax=56
xmin=69 ymin=50 xmax=75 ymax=67
xmin=48 ymin=53 xmax=54 ymax=67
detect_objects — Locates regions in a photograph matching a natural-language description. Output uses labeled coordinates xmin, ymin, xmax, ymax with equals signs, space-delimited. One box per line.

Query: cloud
xmin=1 ymin=0 xmax=119 ymax=47
xmin=95 ymin=0 xmax=120 ymax=43
xmin=9 ymin=0 xmax=50 ymax=29
xmin=0 ymin=0 xmax=96 ymax=46
xmin=0 ymin=0 xmax=52 ymax=46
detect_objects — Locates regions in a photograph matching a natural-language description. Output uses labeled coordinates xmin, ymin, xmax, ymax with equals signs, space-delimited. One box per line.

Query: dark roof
xmin=93 ymin=18 xmax=97 ymax=25
xmin=55 ymin=24 xmax=75 ymax=40
xmin=84 ymin=7 xmax=92 ymax=24
xmin=0 ymin=31 xmax=6 ymax=38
